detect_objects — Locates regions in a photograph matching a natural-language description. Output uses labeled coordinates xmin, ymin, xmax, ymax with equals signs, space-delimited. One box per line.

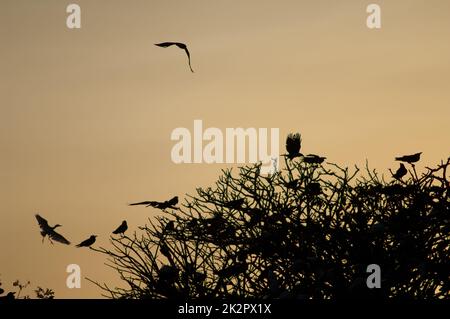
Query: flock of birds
xmin=35 ymin=196 xmax=179 ymax=247
xmin=284 ymin=133 xmax=422 ymax=180
xmin=35 ymin=132 xmax=421 ymax=247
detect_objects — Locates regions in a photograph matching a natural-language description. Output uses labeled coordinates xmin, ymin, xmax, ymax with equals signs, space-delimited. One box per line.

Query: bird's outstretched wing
xmin=129 ymin=201 xmax=153 ymax=206
xmin=180 ymin=46 xmax=194 ymax=73
xmin=49 ymin=230 xmax=70 ymax=245
xmin=155 ymin=42 xmax=176 ymax=48
xmin=35 ymin=214 xmax=49 ymax=230
xmin=155 ymin=42 xmax=194 ymax=73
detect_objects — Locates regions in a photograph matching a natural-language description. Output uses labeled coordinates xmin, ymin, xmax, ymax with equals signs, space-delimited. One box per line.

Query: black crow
xmin=112 ymin=220 xmax=128 ymax=235
xmin=395 ymin=152 xmax=422 ymax=164
xmin=76 ymin=235 xmax=97 ymax=248
xmin=303 ymin=154 xmax=326 ymax=164
xmin=285 ymin=133 xmax=302 ymax=159
xmin=392 ymin=163 xmax=407 ymax=180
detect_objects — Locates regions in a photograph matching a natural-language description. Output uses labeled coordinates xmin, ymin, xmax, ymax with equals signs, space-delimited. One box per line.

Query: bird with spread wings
xmin=35 ymin=214 xmax=70 ymax=245
xmin=129 ymin=196 xmax=179 ymax=210
xmin=155 ymin=42 xmax=194 ymax=73
xmin=284 ymin=133 xmax=303 ymax=160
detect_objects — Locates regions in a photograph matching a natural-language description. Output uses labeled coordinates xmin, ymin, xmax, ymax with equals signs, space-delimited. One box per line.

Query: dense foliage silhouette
xmin=92 ymin=150 xmax=449 ymax=299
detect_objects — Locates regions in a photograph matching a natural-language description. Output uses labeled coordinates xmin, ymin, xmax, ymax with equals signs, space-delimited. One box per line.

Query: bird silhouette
xmin=224 ymin=198 xmax=245 ymax=210
xmin=284 ymin=133 xmax=302 ymax=159
xmin=392 ymin=163 xmax=407 ymax=180
xmin=155 ymin=42 xmax=194 ymax=73
xmin=112 ymin=220 xmax=128 ymax=235
xmin=129 ymin=196 xmax=178 ymax=210
xmin=76 ymin=235 xmax=97 ymax=248
xmin=303 ymin=154 xmax=326 ymax=164
xmin=395 ymin=152 xmax=422 ymax=164
xmin=35 ymin=214 xmax=70 ymax=245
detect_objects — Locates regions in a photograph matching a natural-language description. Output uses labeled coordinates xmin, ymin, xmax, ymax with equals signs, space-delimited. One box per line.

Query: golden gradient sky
xmin=0 ymin=0 xmax=449 ymax=298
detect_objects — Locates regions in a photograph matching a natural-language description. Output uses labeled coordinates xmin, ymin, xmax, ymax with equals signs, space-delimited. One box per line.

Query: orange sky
xmin=0 ymin=0 xmax=449 ymax=298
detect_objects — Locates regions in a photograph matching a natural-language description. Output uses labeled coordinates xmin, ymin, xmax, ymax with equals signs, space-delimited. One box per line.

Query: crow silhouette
xmin=392 ymin=163 xmax=407 ymax=180
xmin=284 ymin=133 xmax=302 ymax=159
xmin=303 ymin=154 xmax=326 ymax=164
xmin=129 ymin=196 xmax=178 ymax=209
xmin=395 ymin=152 xmax=422 ymax=164
xmin=76 ymin=235 xmax=97 ymax=248
xmin=155 ymin=42 xmax=194 ymax=73
xmin=35 ymin=214 xmax=70 ymax=245
xmin=112 ymin=220 xmax=128 ymax=235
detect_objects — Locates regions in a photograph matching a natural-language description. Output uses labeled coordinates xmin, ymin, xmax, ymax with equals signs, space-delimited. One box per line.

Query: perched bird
xmin=163 ymin=196 xmax=179 ymax=208
xmin=303 ymin=154 xmax=326 ymax=164
xmin=129 ymin=196 xmax=178 ymax=210
xmin=112 ymin=220 xmax=128 ymax=235
xmin=395 ymin=152 xmax=422 ymax=164
xmin=285 ymin=133 xmax=302 ymax=159
xmin=224 ymin=198 xmax=245 ymax=210
xmin=392 ymin=163 xmax=407 ymax=180
xmin=155 ymin=42 xmax=194 ymax=72
xmin=35 ymin=214 xmax=70 ymax=245
xmin=129 ymin=200 xmax=157 ymax=207
xmin=76 ymin=235 xmax=97 ymax=248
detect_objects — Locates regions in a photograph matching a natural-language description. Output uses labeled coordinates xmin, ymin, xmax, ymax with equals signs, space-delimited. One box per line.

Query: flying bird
xmin=395 ymin=152 xmax=422 ymax=164
xmin=76 ymin=235 xmax=97 ymax=248
xmin=392 ymin=163 xmax=407 ymax=180
xmin=129 ymin=196 xmax=179 ymax=210
xmin=155 ymin=42 xmax=194 ymax=73
xmin=285 ymin=133 xmax=303 ymax=160
xmin=112 ymin=220 xmax=128 ymax=235
xmin=35 ymin=214 xmax=70 ymax=245
xmin=303 ymin=154 xmax=326 ymax=164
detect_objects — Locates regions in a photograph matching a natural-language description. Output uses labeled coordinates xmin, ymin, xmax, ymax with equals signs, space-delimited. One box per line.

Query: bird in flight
xmin=395 ymin=152 xmax=422 ymax=164
xmin=392 ymin=163 xmax=407 ymax=180
xmin=112 ymin=220 xmax=128 ymax=235
xmin=76 ymin=235 xmax=97 ymax=248
xmin=35 ymin=214 xmax=70 ymax=245
xmin=129 ymin=196 xmax=179 ymax=210
xmin=284 ymin=133 xmax=303 ymax=160
xmin=155 ymin=42 xmax=194 ymax=73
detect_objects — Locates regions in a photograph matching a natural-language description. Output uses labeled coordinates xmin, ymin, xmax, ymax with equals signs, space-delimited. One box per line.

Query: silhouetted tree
xmin=91 ymin=149 xmax=449 ymax=300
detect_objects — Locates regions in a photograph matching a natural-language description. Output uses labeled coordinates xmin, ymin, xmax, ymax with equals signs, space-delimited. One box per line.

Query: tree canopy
xmin=92 ymin=152 xmax=449 ymax=300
